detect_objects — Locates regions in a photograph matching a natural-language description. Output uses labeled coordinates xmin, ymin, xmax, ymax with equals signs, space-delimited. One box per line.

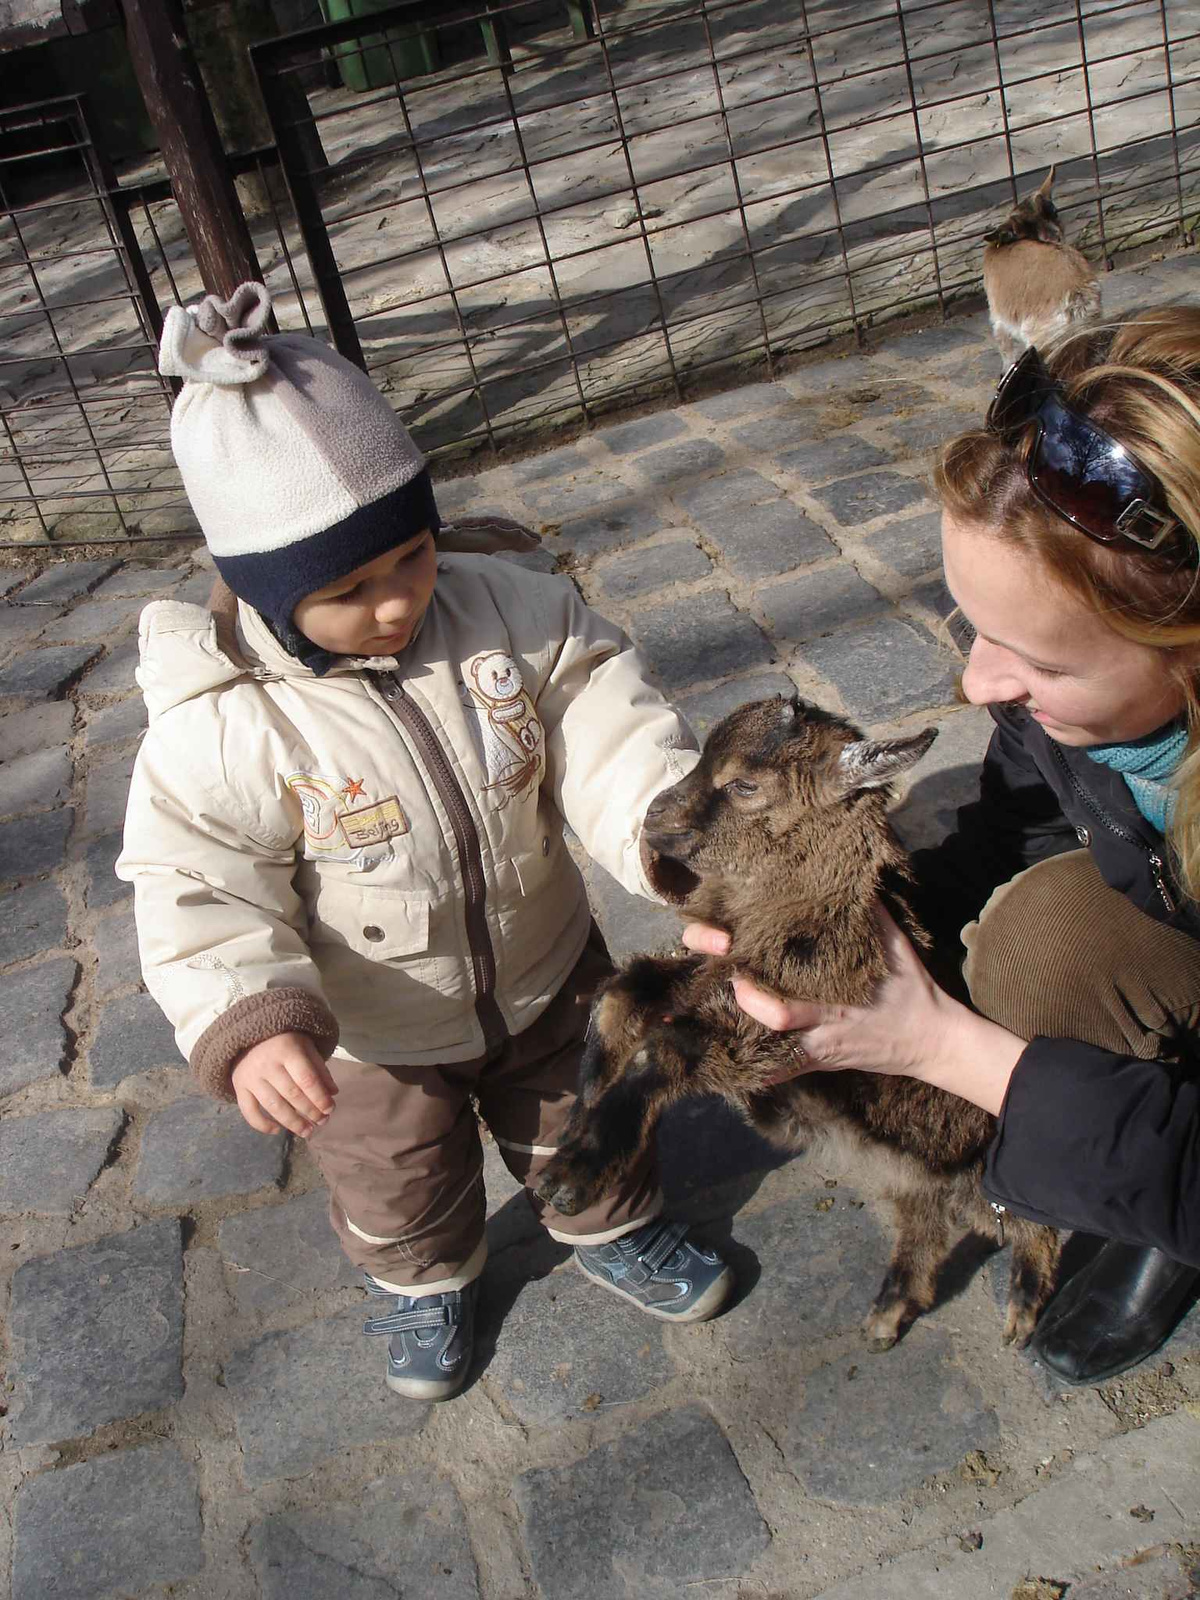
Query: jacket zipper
xmin=374 ymin=672 xmax=507 ymax=1050
xmin=1048 ymin=744 xmax=1176 ymax=914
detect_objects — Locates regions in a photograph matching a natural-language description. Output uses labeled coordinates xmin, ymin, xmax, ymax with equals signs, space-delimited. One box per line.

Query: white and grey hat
xmin=158 ymin=281 xmax=440 ymax=663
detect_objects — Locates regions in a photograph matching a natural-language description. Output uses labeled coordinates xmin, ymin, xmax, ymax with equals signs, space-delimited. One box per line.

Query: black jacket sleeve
xmin=909 ymin=705 xmax=1081 ymax=950
xmin=985 ymin=1037 xmax=1200 ymax=1266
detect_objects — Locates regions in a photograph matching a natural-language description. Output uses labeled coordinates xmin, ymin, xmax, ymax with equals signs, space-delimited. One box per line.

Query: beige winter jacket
xmin=117 ymin=554 xmax=698 ymax=1099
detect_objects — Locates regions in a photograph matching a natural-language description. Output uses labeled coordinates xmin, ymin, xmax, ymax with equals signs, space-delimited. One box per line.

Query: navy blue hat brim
xmin=214 ymin=467 xmax=440 ymax=671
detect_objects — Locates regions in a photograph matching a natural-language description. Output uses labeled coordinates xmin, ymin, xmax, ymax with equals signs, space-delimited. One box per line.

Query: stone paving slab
xmin=0 ymin=743 xmax=72 ymax=818
xmin=483 ymin=1259 xmax=675 ymax=1426
xmin=0 ymin=643 xmax=102 ymax=701
xmin=37 ymin=593 xmax=148 ymax=645
xmin=626 ymin=590 xmax=774 ymax=690
xmin=0 ymin=956 xmax=77 ymax=1097
xmin=84 ymin=694 xmax=147 ymax=749
xmin=714 ymin=1193 xmax=890 ymax=1354
xmin=0 ymin=804 xmax=73 ymax=879
xmin=133 ymin=1095 xmax=286 ymax=1205
xmin=219 ymin=1189 xmax=361 ymax=1312
xmin=801 ymin=615 xmax=958 ymax=723
xmin=247 ymin=1471 xmax=481 ymax=1599
xmin=0 ymin=1106 xmax=123 ymax=1215
xmin=0 ymin=698 xmax=73 ymax=761
xmin=89 ymin=987 xmax=183 ymax=1086
xmin=76 ymin=635 xmax=140 ymax=696
xmin=12 ymin=1443 xmax=203 ymax=1600
xmin=82 ymin=748 xmax=136 ymax=838
xmin=92 ymin=563 xmax=187 ymax=600
xmin=516 ymin=1405 xmax=771 ymax=1600
xmin=92 ymin=906 xmax=142 ymax=994
xmin=8 ymin=1218 xmax=184 ymax=1444
xmin=10 ymin=560 xmax=119 ymax=610
xmin=0 ymin=877 xmax=68 ymax=965
xmin=809 ymin=1410 xmax=1200 ymax=1600
xmin=223 ymin=1306 xmax=430 ymax=1484
xmin=781 ymin=1323 xmax=1000 ymax=1505
xmin=83 ymin=829 xmax=130 ymax=907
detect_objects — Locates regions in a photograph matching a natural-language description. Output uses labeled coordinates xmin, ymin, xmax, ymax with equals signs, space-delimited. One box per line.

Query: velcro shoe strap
xmin=632 ymin=1219 xmax=689 ymax=1274
xmin=363 ymin=1305 xmax=454 ymax=1337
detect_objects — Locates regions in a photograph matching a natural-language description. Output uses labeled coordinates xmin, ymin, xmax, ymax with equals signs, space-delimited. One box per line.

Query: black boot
xmin=1031 ymin=1240 xmax=1200 ymax=1385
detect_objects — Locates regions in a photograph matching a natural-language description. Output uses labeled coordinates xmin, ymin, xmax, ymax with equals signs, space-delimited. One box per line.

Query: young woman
xmin=687 ymin=307 xmax=1200 ymax=1384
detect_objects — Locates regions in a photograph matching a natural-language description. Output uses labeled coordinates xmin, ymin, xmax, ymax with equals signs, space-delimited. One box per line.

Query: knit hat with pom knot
xmin=157 ymin=281 xmax=440 ymax=665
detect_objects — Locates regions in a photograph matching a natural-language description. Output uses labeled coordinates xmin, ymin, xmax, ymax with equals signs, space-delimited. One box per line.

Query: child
xmin=118 ymin=281 xmax=733 ymax=1400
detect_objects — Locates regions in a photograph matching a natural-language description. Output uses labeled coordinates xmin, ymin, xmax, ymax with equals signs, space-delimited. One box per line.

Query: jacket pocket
xmin=308 ymin=880 xmax=432 ymax=962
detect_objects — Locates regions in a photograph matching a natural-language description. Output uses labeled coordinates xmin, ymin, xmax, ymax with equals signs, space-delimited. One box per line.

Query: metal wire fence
xmin=1 ymin=0 xmax=1197 ymax=544
xmin=252 ymin=0 xmax=1200 ymax=464
xmin=0 ymin=96 xmax=319 ymax=547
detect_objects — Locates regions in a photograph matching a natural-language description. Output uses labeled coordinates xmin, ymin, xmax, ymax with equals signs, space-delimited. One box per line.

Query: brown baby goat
xmin=537 ymin=697 xmax=1061 ymax=1349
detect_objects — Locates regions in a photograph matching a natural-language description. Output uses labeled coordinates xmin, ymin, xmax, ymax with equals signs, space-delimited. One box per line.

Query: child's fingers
xmin=234 ymin=1087 xmax=283 ymax=1137
xmin=253 ymin=1078 xmax=323 ymax=1138
xmin=284 ymin=1049 xmax=339 ymax=1112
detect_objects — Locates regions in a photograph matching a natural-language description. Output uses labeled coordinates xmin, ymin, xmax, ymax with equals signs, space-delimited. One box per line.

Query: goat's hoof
xmin=861 ymin=1302 xmax=910 ymax=1351
xmin=862 ymin=1331 xmax=899 ymax=1354
xmin=535 ymin=1170 xmax=588 ymax=1216
xmin=1002 ymin=1304 xmax=1038 ymax=1348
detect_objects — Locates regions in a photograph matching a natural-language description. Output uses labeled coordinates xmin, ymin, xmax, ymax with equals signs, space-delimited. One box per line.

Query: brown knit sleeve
xmin=190 ymin=987 xmax=340 ymax=1101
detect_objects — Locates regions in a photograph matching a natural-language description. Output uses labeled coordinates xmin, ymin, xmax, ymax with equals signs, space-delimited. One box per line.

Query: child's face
xmin=293 ymin=529 xmax=437 ymax=657
xmin=943 ymin=512 xmax=1187 ymax=746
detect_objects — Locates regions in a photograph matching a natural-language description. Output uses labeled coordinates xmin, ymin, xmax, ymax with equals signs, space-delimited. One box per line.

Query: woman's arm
xmin=685 ymin=912 xmax=1200 ymax=1264
xmin=682 ymin=908 xmax=1026 ymax=1113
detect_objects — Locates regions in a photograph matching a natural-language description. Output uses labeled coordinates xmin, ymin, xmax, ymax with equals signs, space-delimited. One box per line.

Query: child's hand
xmin=231 ymin=1031 xmax=338 ymax=1138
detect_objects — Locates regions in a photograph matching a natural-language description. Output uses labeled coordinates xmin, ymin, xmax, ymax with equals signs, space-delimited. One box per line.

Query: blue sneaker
xmin=363 ymin=1276 xmax=477 ymax=1400
xmin=574 ymin=1219 xmax=733 ymax=1323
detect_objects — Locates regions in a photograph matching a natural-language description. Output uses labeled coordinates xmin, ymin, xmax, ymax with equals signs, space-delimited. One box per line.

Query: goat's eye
xmin=725 ymin=778 xmax=759 ymax=797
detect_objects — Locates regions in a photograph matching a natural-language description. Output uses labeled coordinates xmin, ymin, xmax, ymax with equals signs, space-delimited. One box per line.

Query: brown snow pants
xmin=308 ymin=926 xmax=661 ymax=1294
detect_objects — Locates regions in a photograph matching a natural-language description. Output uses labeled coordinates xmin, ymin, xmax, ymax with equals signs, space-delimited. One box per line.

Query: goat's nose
xmin=645 ymin=791 xmax=675 ymax=823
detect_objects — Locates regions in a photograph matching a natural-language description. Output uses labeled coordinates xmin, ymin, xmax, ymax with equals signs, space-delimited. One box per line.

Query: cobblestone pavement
xmin=2 ymin=256 xmax=1200 ymax=1600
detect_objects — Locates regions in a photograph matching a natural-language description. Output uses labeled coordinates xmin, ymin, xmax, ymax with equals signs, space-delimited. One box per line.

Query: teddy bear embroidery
xmin=460 ymin=650 xmax=544 ymax=804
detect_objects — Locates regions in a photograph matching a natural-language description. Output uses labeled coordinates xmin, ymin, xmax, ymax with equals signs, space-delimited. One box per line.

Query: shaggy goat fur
xmin=537 ymin=697 xmax=1061 ymax=1349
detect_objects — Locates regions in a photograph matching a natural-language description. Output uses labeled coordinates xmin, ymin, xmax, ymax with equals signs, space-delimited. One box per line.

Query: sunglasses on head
xmin=986 ymin=345 xmax=1186 ymax=556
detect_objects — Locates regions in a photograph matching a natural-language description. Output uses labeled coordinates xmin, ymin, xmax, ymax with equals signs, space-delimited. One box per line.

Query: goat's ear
xmin=834 ymin=727 xmax=938 ymax=794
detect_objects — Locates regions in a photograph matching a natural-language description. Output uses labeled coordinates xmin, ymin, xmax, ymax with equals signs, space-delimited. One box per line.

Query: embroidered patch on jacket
xmin=460 ymin=650 xmax=544 ymax=804
xmin=285 ymin=771 xmax=407 ymax=870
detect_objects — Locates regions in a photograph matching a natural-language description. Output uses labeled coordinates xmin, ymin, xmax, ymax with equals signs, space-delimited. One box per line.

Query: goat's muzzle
xmin=642 ymin=825 xmax=699 ymax=859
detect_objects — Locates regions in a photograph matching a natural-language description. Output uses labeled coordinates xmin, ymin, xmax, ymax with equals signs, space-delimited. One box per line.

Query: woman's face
xmin=941 ymin=512 xmax=1187 ymax=747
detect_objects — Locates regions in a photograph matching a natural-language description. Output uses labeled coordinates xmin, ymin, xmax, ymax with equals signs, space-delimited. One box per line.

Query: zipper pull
xmin=1149 ymin=853 xmax=1176 ymax=913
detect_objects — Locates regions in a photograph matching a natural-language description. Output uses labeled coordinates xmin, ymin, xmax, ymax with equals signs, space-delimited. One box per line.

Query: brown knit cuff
xmin=190 ymin=987 xmax=340 ymax=1102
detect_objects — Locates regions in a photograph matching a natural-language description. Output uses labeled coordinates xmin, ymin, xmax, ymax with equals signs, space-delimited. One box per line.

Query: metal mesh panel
xmin=252 ymin=0 xmax=1200 ymax=466
xmin=0 ymin=99 xmax=319 ymax=547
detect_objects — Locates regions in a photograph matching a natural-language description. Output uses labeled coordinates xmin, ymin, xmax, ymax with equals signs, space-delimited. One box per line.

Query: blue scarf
xmin=1085 ymin=721 xmax=1189 ymax=833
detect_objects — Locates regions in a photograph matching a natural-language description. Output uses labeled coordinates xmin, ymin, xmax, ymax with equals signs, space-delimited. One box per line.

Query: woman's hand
xmin=231 ymin=1031 xmax=339 ymax=1138
xmin=681 ymin=906 xmax=1026 ymax=1113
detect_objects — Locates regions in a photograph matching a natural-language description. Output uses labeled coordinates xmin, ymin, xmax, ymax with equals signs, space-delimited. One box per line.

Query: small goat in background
xmin=983 ymin=167 xmax=1102 ymax=366
xmin=537 ymin=697 xmax=1062 ymax=1351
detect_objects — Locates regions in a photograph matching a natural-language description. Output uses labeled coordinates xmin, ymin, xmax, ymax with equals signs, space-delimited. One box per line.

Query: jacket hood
xmin=135 ymin=582 xmax=410 ymax=722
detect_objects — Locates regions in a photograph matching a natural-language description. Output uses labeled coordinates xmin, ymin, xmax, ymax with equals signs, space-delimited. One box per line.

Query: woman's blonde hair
xmin=933 ymin=304 xmax=1200 ymax=900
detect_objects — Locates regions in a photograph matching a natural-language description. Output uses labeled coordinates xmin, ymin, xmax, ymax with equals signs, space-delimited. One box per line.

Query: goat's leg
xmin=535 ymin=1016 xmax=710 ymax=1217
xmin=862 ymin=1185 xmax=953 ymax=1351
xmin=1002 ymin=1219 xmax=1062 ymax=1347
